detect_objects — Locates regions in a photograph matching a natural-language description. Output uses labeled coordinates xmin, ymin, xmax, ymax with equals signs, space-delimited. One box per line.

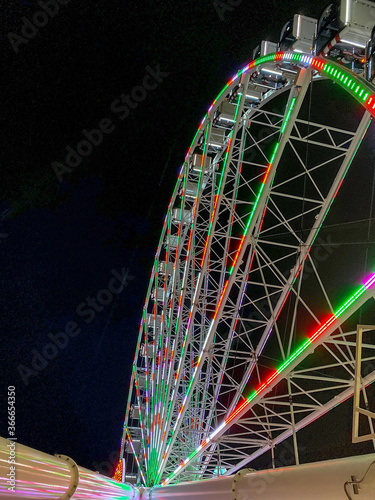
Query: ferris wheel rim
xmin=121 ymin=51 xmax=375 ymax=487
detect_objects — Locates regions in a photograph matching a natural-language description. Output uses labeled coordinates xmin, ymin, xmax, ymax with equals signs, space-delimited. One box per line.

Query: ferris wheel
xmin=117 ymin=1 xmax=375 ymax=488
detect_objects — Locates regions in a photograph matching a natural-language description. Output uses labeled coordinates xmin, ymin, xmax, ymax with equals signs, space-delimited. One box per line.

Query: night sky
xmin=1 ymin=0 xmax=373 ymax=479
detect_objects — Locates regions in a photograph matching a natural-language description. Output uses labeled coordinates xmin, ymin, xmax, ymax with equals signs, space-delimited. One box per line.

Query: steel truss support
xmin=161 ymin=103 xmax=373 ymax=482
xmin=352 ymin=324 xmax=375 ymax=445
xmin=158 ymin=71 xmax=313 ymax=480
xmin=121 ymin=50 xmax=375 ymax=487
xmin=163 ymin=285 xmax=375 ymax=482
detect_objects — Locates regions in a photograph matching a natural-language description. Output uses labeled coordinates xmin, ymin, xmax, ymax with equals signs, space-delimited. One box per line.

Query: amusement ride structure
xmin=117 ymin=0 xmax=375 ymax=493
xmin=1 ymin=1 xmax=375 ymax=499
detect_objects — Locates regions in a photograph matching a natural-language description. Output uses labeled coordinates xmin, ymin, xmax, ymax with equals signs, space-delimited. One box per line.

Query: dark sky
xmin=1 ymin=0 xmax=371 ymax=478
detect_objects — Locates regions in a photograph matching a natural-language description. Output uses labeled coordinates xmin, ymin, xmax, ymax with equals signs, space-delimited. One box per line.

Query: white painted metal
xmin=2 ymin=437 xmax=374 ymax=500
xmin=164 ymin=289 xmax=375 ymax=483
xmin=292 ymin=14 xmax=317 ymax=53
xmin=122 ymin=42 xmax=375 ymax=487
xmin=353 ymin=325 xmax=375 ymax=444
xmin=146 ymin=454 xmax=375 ymax=500
xmin=341 ymin=0 xmax=375 ymax=32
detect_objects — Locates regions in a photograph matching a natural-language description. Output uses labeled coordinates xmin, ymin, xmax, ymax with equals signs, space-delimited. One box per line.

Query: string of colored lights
xmin=123 ymin=51 xmax=375 ymax=486
xmin=142 ymin=311 xmax=151 ymax=468
xmin=120 ymin=318 xmax=144 ymax=458
xmin=181 ymin=53 xmax=375 ymax=170
xmin=152 ymin=312 xmax=165 ymax=465
xmin=148 ymin=188 xmax=186 ymax=466
xmin=114 ymin=457 xmax=123 ymax=482
xmin=155 ymin=132 xmax=213 ymax=468
xmin=162 ymin=270 xmax=375 ymax=485
xmin=156 ymin=95 xmax=247 ymax=478
xmin=155 ymin=84 xmax=301 ymax=483
xmin=124 ymin=426 xmax=146 ymax=485
xmin=156 ymin=270 xmax=204 ymax=471
xmin=132 ymin=364 xmax=148 ymax=471
xmin=151 ymin=182 xmax=198 ymax=471
xmin=148 ymin=276 xmax=158 ymax=471
xmin=148 ymin=127 xmax=203 ymax=480
xmin=155 ymin=125 xmax=211 ymax=465
xmin=141 ymin=175 xmax=185 ymax=467
xmin=121 ymin=168 xmax=186 ymax=472
xmin=155 ymin=210 xmax=175 ymax=453
xmin=149 ymin=179 xmax=184 ymax=467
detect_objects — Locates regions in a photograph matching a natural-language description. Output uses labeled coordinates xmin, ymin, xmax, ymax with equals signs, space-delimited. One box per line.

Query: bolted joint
xmin=232 ymin=468 xmax=255 ymax=500
xmin=55 ymin=454 xmax=79 ymax=500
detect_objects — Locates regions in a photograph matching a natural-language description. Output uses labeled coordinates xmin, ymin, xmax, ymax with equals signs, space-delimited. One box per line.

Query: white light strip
xmin=341 ymin=39 xmax=366 ymax=49
xmin=301 ymin=55 xmax=313 ymax=65
xmin=297 ymin=15 xmax=301 ymax=38
xmin=210 ymin=422 xmax=226 ymax=440
xmin=345 ymin=0 xmax=350 ymax=24
xmin=260 ymin=68 xmax=283 ymax=76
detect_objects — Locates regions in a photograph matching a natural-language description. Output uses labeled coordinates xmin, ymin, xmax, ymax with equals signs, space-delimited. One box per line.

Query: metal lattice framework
xmin=119 ymin=45 xmax=375 ymax=487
